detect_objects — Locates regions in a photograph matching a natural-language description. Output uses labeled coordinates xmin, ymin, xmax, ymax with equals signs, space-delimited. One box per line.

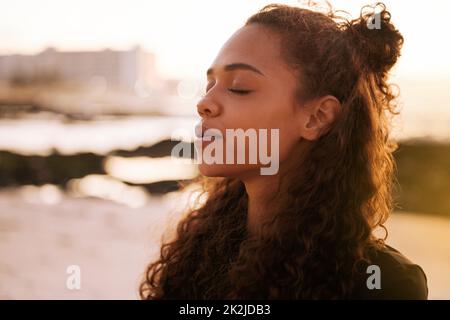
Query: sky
xmin=1 ymin=0 xmax=450 ymax=79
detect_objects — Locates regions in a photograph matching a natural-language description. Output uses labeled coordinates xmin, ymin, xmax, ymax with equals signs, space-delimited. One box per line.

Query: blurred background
xmin=0 ymin=0 xmax=449 ymax=299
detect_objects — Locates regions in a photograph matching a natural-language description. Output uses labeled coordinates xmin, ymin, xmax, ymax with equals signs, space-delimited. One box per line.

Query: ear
xmin=298 ymin=95 xmax=341 ymax=141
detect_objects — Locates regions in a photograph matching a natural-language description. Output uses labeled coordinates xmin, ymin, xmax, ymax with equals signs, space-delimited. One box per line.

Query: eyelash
xmin=227 ymin=88 xmax=252 ymax=95
xmin=203 ymin=81 xmax=252 ymax=96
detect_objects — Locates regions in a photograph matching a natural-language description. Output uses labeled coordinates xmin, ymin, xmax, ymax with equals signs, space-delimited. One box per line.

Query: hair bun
xmin=344 ymin=2 xmax=404 ymax=76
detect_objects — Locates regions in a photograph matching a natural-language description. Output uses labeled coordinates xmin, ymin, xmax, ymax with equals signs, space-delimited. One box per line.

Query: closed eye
xmin=228 ymin=88 xmax=252 ymax=95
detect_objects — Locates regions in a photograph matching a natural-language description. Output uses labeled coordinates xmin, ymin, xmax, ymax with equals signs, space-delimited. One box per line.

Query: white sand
xmin=0 ymin=189 xmax=449 ymax=299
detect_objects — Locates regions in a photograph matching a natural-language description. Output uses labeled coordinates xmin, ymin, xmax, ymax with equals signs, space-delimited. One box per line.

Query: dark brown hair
xmin=140 ymin=2 xmax=404 ymax=299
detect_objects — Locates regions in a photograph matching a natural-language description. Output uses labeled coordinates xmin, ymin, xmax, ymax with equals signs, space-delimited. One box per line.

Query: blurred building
xmin=0 ymin=46 xmax=157 ymax=91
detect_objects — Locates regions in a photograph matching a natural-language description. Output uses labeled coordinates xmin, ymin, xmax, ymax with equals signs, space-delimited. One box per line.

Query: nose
xmin=196 ymin=96 xmax=220 ymax=118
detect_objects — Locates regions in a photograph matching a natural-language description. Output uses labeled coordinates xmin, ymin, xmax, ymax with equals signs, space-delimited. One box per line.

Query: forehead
xmin=209 ymin=24 xmax=289 ymax=77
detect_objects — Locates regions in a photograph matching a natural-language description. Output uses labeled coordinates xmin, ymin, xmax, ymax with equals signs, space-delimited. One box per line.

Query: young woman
xmin=140 ymin=2 xmax=428 ymax=299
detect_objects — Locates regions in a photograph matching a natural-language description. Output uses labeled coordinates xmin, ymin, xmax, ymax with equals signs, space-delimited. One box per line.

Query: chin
xmin=197 ymin=163 xmax=261 ymax=178
xmin=198 ymin=163 xmax=230 ymax=177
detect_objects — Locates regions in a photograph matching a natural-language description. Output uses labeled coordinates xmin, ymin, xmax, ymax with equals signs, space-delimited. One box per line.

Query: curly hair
xmin=140 ymin=2 xmax=404 ymax=299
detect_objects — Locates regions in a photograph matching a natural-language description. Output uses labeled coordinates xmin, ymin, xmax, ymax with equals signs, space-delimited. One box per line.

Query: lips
xmin=194 ymin=122 xmax=204 ymax=139
xmin=194 ymin=122 xmax=223 ymax=140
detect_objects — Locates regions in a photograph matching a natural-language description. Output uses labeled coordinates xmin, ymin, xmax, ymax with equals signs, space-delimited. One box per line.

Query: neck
xmin=241 ymin=172 xmax=280 ymax=236
xmin=241 ymin=140 xmax=312 ymax=236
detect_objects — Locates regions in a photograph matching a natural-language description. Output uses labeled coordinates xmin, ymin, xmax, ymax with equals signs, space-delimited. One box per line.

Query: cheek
xmin=257 ymin=106 xmax=299 ymax=164
xmin=196 ymin=93 xmax=298 ymax=177
xmin=277 ymin=128 xmax=299 ymax=164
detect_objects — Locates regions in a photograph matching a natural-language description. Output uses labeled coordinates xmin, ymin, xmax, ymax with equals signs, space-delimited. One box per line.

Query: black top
xmin=350 ymin=244 xmax=428 ymax=299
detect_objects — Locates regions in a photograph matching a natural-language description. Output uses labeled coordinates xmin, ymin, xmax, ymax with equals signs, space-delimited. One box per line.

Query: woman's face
xmin=195 ymin=23 xmax=306 ymax=178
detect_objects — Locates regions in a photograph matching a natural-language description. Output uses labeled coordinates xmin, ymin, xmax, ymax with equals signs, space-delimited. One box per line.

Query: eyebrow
xmin=206 ymin=63 xmax=265 ymax=77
